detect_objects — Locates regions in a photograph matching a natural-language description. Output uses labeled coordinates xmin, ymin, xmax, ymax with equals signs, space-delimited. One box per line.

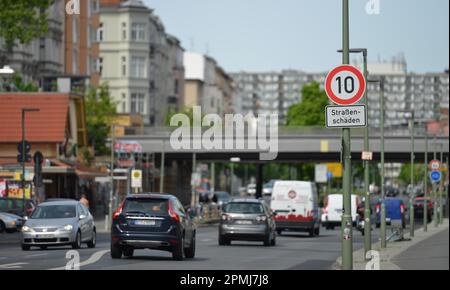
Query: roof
xmin=0 ymin=93 xmax=69 ymax=143
xmin=126 ymin=193 xmax=174 ymax=199
xmin=229 ymin=198 xmax=262 ymax=203
xmin=40 ymin=199 xmax=80 ymax=206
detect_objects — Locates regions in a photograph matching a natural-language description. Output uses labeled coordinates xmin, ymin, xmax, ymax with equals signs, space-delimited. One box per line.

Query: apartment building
xmin=0 ymin=1 xmax=65 ymax=83
xmin=184 ymin=52 xmax=236 ymax=116
xmin=98 ymin=0 xmax=184 ymax=126
xmin=231 ymin=57 xmax=449 ymax=127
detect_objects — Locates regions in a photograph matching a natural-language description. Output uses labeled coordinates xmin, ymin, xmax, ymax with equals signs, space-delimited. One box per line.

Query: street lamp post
xmin=21 ymin=108 xmax=40 ymax=216
xmin=368 ymin=78 xmax=386 ymax=248
xmin=433 ymin=135 xmax=439 ymax=228
xmin=340 ymin=0 xmax=353 ymax=270
xmin=423 ymin=131 xmax=428 ymax=232
xmin=439 ymin=143 xmax=444 ymax=224
xmin=397 ymin=110 xmax=416 ymax=237
xmin=338 ymin=47 xmax=371 ymax=258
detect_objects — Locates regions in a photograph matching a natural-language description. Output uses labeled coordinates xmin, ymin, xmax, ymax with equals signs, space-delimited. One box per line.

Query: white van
xmin=270 ymin=181 xmax=321 ymax=237
xmin=321 ymin=194 xmax=360 ymax=230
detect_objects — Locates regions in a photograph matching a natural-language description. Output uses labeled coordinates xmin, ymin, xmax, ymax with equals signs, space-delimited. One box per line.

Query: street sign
xmin=361 ymin=151 xmax=373 ymax=161
xmin=429 ymin=159 xmax=441 ymax=171
xmin=325 ymin=105 xmax=367 ymax=128
xmin=325 ymin=65 xmax=366 ymax=105
xmin=131 ymin=169 xmax=142 ymax=188
xmin=315 ymin=164 xmax=328 ymax=183
xmin=430 ymin=170 xmax=442 ymax=183
xmin=326 ymin=163 xmax=342 ymax=178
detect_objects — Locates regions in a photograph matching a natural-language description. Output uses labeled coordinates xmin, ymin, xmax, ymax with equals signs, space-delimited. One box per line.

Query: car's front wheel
xmin=0 ymin=221 xmax=5 ymax=233
xmin=21 ymin=244 xmax=30 ymax=251
xmin=72 ymin=231 xmax=81 ymax=249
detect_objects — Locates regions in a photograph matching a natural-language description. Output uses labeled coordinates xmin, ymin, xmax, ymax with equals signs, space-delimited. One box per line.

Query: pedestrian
xmin=80 ymin=193 xmax=90 ymax=209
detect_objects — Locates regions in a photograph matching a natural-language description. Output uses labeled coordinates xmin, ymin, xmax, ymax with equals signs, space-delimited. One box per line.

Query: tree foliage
xmin=85 ymin=84 xmax=117 ymax=156
xmin=285 ymin=82 xmax=329 ymax=126
xmin=0 ymin=0 xmax=53 ymax=51
xmin=398 ymin=163 xmax=426 ymax=186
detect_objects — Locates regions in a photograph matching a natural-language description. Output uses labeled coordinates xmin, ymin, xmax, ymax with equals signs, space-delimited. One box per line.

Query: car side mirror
xmin=79 ymin=214 xmax=87 ymax=220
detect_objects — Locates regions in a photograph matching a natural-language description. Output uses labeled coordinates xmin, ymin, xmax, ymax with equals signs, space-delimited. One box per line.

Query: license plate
xmin=236 ymin=220 xmax=252 ymax=225
xmin=386 ymin=218 xmax=391 ymax=222
xmin=36 ymin=234 xmax=54 ymax=238
xmin=133 ymin=220 xmax=156 ymax=226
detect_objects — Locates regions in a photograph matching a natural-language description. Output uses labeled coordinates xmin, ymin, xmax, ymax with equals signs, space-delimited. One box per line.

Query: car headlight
xmin=60 ymin=224 xmax=73 ymax=231
xmin=22 ymin=225 xmax=33 ymax=232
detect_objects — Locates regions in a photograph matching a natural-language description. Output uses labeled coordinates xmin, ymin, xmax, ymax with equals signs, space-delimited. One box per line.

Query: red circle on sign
xmin=288 ymin=190 xmax=296 ymax=199
xmin=429 ymin=159 xmax=441 ymax=170
xmin=325 ymin=65 xmax=366 ymax=105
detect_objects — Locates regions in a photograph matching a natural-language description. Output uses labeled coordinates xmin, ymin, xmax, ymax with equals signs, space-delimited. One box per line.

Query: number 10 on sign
xmin=325 ymin=65 xmax=366 ymax=106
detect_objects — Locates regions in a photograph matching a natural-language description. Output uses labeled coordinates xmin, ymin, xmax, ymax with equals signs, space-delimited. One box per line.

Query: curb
xmin=334 ymin=219 xmax=449 ymax=270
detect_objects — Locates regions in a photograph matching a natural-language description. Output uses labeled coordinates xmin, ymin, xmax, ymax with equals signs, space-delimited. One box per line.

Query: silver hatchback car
xmin=21 ymin=200 xmax=96 ymax=250
xmin=219 ymin=198 xmax=277 ymax=246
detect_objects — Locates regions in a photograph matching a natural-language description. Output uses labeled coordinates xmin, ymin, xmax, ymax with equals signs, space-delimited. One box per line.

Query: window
xmin=72 ymin=49 xmax=78 ymax=74
xmin=122 ymin=93 xmax=126 ymax=112
xmin=149 ymin=45 xmax=155 ymax=59
xmin=130 ymin=93 xmax=145 ymax=114
xmin=97 ymin=57 xmax=103 ymax=76
xmin=174 ymin=79 xmax=179 ymax=94
xmin=72 ymin=17 xmax=78 ymax=44
xmin=131 ymin=56 xmax=146 ymax=78
xmin=121 ymin=56 xmax=127 ymax=76
xmin=98 ymin=23 xmax=103 ymax=42
xmin=131 ymin=23 xmax=145 ymax=41
xmin=122 ymin=22 xmax=127 ymax=40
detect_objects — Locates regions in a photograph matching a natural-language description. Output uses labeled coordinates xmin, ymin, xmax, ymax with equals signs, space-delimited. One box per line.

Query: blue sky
xmin=144 ymin=0 xmax=449 ymax=73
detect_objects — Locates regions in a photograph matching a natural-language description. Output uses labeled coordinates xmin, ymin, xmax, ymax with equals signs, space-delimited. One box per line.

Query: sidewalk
xmin=334 ymin=219 xmax=449 ymax=270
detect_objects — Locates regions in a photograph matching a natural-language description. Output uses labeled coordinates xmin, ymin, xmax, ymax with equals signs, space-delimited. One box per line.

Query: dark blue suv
xmin=110 ymin=193 xmax=196 ymax=261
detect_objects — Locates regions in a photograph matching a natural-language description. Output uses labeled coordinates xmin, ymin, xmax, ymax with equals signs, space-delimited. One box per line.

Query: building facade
xmin=0 ymin=1 xmax=65 ymax=83
xmin=231 ymin=60 xmax=449 ymax=127
xmin=99 ymin=0 xmax=184 ymax=126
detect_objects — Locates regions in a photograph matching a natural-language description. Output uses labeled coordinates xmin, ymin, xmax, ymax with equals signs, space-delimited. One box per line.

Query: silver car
xmin=21 ymin=200 xmax=96 ymax=250
xmin=0 ymin=212 xmax=23 ymax=233
xmin=219 ymin=198 xmax=277 ymax=246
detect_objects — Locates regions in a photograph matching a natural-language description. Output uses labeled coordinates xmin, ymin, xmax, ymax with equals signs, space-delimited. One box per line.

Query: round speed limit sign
xmin=325 ymin=65 xmax=366 ymax=105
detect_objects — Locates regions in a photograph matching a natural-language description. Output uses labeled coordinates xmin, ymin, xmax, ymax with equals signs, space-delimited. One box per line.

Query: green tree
xmin=0 ymin=0 xmax=53 ymax=64
xmin=85 ymin=84 xmax=117 ymax=156
xmin=12 ymin=73 xmax=39 ymax=91
xmin=398 ymin=163 xmax=425 ymax=186
xmin=285 ymin=81 xmax=329 ymax=126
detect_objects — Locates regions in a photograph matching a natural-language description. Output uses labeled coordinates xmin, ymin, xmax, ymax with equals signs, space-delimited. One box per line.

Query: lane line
xmin=0 ymin=262 xmax=28 ymax=269
xmin=49 ymin=249 xmax=110 ymax=270
xmin=25 ymin=253 xmax=49 ymax=258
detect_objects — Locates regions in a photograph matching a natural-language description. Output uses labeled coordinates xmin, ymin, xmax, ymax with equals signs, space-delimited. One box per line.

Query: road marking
xmin=0 ymin=262 xmax=28 ymax=269
xmin=25 ymin=253 xmax=48 ymax=258
xmin=49 ymin=249 xmax=110 ymax=270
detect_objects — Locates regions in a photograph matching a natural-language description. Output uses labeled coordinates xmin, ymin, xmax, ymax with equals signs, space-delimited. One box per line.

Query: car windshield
xmin=31 ymin=205 xmax=76 ymax=219
xmin=124 ymin=199 xmax=169 ymax=216
xmin=216 ymin=192 xmax=230 ymax=201
xmin=225 ymin=202 xmax=264 ymax=214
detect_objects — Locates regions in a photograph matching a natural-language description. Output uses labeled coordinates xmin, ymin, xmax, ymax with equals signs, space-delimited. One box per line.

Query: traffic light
xmin=17 ymin=140 xmax=31 ymax=163
xmin=33 ymin=151 xmax=44 ymax=187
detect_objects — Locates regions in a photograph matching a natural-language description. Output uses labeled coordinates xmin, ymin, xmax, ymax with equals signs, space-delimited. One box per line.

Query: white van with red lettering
xmin=270 ymin=181 xmax=320 ymax=237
